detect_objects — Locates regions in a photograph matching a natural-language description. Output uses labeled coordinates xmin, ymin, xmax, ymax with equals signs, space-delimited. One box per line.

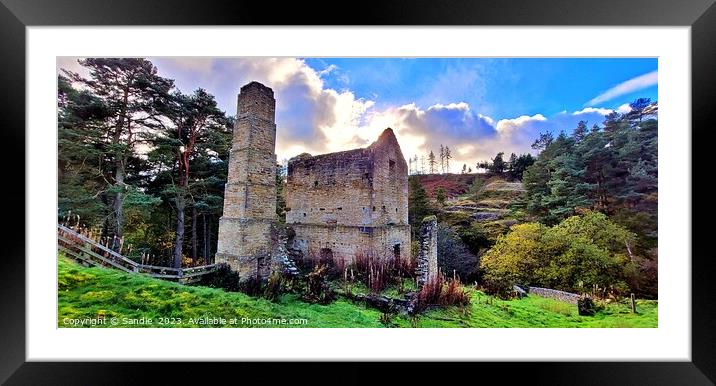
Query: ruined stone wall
xmin=416 ymin=215 xmax=438 ymax=287
xmin=528 ymin=287 xmax=581 ymax=304
xmin=285 ymin=128 xmax=410 ymax=264
xmin=289 ymin=224 xmax=410 ymax=263
xmin=216 ymin=81 xmax=277 ymax=280
xmin=369 ymin=128 xmax=409 ymax=228
xmin=286 ymin=149 xmax=374 ymax=227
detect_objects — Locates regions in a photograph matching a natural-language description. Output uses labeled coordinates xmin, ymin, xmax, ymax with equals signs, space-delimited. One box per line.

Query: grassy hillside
xmin=58 ymin=256 xmax=657 ymax=328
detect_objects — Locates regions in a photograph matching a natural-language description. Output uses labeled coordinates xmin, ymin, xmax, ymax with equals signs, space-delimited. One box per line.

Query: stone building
xmin=217 ymin=81 xmax=411 ymax=279
xmin=285 ymin=128 xmax=411 ymax=265
xmin=216 ymin=81 xmax=278 ymax=279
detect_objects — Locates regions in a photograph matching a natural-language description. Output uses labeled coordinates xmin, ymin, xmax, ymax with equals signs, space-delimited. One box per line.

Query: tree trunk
xmin=173 ymin=194 xmax=185 ymax=268
xmin=112 ymin=162 xmax=125 ymax=251
xmin=203 ymin=213 xmax=208 ymax=262
xmin=191 ymin=206 xmax=198 ymax=262
xmin=208 ymin=216 xmax=212 ymax=263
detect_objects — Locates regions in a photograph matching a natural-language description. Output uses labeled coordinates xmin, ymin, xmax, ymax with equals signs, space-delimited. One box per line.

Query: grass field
xmin=58 ymin=256 xmax=657 ymax=328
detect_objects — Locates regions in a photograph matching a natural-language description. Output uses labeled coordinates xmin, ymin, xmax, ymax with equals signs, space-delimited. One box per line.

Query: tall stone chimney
xmin=216 ymin=81 xmax=277 ymax=280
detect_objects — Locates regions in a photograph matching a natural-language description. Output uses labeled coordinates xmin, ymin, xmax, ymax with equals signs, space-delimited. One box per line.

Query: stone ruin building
xmin=216 ymin=81 xmax=279 ymax=279
xmin=285 ymin=127 xmax=411 ymax=266
xmin=216 ymin=81 xmax=410 ymax=280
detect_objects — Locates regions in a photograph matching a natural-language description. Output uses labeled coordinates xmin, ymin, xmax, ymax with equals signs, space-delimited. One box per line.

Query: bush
xmin=415 ymin=271 xmax=470 ymax=313
xmin=480 ymin=211 xmax=638 ymax=296
xmin=198 ymin=263 xmax=241 ymax=292
xmin=355 ymin=253 xmax=391 ymax=294
xmin=437 ymin=224 xmax=479 ymax=282
xmin=263 ymin=271 xmax=287 ymax=302
xmin=238 ymin=276 xmax=263 ymax=296
xmin=303 ymin=264 xmax=335 ymax=304
xmin=352 ymin=252 xmax=416 ymax=294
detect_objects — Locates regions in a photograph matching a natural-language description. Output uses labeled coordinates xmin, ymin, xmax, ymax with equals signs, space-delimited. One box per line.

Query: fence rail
xmin=57 ymin=224 xmax=217 ymax=283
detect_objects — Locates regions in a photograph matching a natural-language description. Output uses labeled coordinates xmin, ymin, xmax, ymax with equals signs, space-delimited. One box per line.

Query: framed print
xmin=2 ymin=0 xmax=715 ymax=384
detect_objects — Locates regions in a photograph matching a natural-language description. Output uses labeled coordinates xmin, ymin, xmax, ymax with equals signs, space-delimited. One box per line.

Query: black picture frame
xmin=1 ymin=0 xmax=714 ymax=384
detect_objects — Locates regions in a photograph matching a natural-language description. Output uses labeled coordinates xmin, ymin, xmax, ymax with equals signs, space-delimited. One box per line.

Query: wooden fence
xmin=57 ymin=224 xmax=218 ymax=284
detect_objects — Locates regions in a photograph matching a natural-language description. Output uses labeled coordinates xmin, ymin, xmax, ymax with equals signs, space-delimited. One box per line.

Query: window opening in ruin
xmin=303 ymin=213 xmax=306 ymax=217
xmin=393 ymin=244 xmax=400 ymax=260
xmin=372 ymin=206 xmax=376 ymax=211
xmin=314 ymin=181 xmax=318 ymax=187
xmin=389 ymin=159 xmax=396 ymax=170
xmin=337 ymin=207 xmax=342 ymax=210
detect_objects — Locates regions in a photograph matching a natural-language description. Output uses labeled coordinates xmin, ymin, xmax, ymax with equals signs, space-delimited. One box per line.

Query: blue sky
xmin=58 ymin=57 xmax=657 ymax=172
xmin=306 ymin=58 xmax=657 ymax=118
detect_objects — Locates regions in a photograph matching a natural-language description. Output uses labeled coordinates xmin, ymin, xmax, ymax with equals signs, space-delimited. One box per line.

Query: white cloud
xmin=317 ymin=64 xmax=338 ymax=76
xmin=57 ymin=57 xmax=607 ymax=173
xmin=495 ymin=114 xmax=547 ymax=135
xmin=572 ymin=107 xmax=613 ymax=116
xmin=586 ymin=70 xmax=658 ymax=106
xmin=617 ymin=103 xmax=633 ymax=114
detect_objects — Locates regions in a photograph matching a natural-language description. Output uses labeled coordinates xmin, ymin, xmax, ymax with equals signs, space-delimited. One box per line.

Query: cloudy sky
xmin=58 ymin=57 xmax=658 ymax=172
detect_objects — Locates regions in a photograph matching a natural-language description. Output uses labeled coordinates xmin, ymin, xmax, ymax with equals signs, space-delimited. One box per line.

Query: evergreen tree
xmin=152 ymin=88 xmax=228 ymax=267
xmin=428 ymin=150 xmax=437 ymax=173
xmin=64 ymin=58 xmax=174 ymax=250
xmin=490 ymin=152 xmax=506 ymax=174
xmin=573 ymin=120 xmax=588 ymax=142
xmin=408 ymin=176 xmax=431 ymax=237
xmin=444 ymin=146 xmax=452 ymax=173
xmin=436 ymin=187 xmax=447 ymax=206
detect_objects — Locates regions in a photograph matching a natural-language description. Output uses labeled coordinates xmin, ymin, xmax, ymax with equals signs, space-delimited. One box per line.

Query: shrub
xmin=355 ymin=253 xmax=391 ymax=294
xmin=353 ymin=252 xmax=416 ymax=294
xmin=238 ymin=276 xmax=263 ymax=296
xmin=263 ymin=271 xmax=286 ymax=302
xmin=414 ymin=271 xmax=470 ymax=313
xmin=437 ymin=224 xmax=479 ymax=282
xmin=303 ymin=264 xmax=335 ymax=304
xmin=198 ymin=263 xmax=241 ymax=292
xmin=480 ymin=211 xmax=638 ymax=296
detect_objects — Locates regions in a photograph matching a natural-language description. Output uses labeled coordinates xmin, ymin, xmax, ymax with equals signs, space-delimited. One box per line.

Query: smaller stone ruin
xmin=416 ymin=215 xmax=438 ymax=288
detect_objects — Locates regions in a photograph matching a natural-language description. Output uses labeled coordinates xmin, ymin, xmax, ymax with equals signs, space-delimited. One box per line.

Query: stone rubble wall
xmin=416 ymin=215 xmax=438 ymax=288
xmin=528 ymin=286 xmax=581 ymax=304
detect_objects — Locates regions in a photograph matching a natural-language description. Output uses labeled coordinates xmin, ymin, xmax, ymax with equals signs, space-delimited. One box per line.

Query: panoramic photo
xmin=56 ymin=57 xmax=658 ymax=328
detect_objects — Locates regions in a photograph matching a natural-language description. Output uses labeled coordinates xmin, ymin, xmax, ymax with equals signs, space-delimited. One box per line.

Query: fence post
xmin=630 ymin=293 xmax=637 ymax=313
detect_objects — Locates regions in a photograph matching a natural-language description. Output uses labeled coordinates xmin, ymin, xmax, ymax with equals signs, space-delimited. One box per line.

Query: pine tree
xmin=428 ymin=150 xmax=437 ymax=174
xmin=64 ymin=58 xmax=174 ymax=250
xmin=444 ymin=146 xmax=452 ymax=173
xmin=573 ymin=120 xmax=588 ymax=142
xmin=439 ymin=145 xmax=445 ymax=173
xmin=152 ymin=88 xmax=228 ymax=268
xmin=408 ymin=176 xmax=431 ymax=238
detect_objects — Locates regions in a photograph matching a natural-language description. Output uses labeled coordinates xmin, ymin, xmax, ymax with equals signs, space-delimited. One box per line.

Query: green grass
xmin=58 ymin=255 xmax=657 ymax=328
xmin=391 ymin=292 xmax=658 ymax=328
